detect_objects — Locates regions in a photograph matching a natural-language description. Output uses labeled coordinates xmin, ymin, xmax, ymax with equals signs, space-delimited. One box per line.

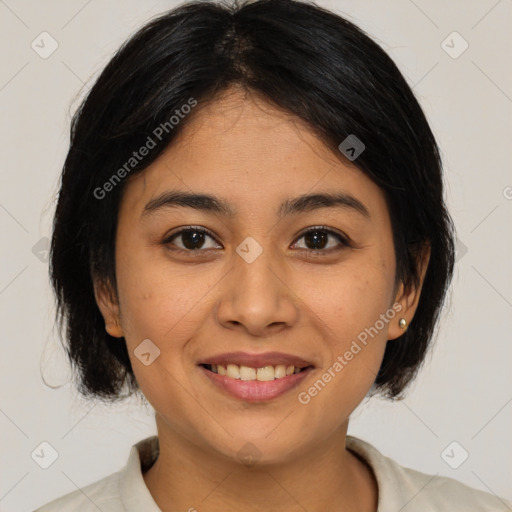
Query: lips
xmin=200 ymin=364 xmax=313 ymax=402
xmin=197 ymin=351 xmax=315 ymax=402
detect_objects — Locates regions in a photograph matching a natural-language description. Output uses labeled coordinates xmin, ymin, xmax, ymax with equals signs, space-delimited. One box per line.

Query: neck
xmin=143 ymin=415 xmax=378 ymax=512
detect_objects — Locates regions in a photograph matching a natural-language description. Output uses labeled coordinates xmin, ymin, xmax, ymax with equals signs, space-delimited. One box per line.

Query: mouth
xmin=197 ymin=352 xmax=315 ymax=402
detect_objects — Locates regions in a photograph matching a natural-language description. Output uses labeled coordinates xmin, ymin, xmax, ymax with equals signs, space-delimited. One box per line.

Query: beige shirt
xmin=34 ymin=435 xmax=511 ymax=511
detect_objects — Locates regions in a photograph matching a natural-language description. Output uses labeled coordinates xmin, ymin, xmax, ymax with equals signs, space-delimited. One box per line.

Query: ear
xmin=93 ymin=277 xmax=124 ymax=338
xmin=388 ymin=242 xmax=431 ymax=340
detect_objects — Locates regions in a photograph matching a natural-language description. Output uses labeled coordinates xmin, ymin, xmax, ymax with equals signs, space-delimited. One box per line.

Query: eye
xmin=291 ymin=226 xmax=351 ymax=253
xmin=163 ymin=226 xmax=221 ymax=253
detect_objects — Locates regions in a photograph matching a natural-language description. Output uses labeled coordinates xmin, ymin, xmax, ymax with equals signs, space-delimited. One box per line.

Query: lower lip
xmin=199 ymin=366 xmax=314 ymax=402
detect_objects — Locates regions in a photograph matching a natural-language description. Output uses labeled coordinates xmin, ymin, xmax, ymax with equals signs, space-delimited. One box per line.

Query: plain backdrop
xmin=1 ymin=0 xmax=511 ymax=510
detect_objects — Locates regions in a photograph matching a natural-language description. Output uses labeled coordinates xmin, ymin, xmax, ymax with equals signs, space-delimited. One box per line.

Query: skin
xmin=95 ymin=86 xmax=429 ymax=512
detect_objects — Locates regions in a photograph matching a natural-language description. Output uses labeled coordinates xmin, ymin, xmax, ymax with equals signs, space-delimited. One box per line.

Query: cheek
xmin=293 ymin=298 xmax=390 ymax=438
xmin=302 ymin=264 xmax=395 ymax=343
xmin=114 ymin=261 xmax=210 ymax=420
xmin=295 ymin=265 xmax=393 ymax=398
xmin=114 ymin=250 xmax=220 ymax=393
xmin=118 ymin=275 xmax=203 ymax=350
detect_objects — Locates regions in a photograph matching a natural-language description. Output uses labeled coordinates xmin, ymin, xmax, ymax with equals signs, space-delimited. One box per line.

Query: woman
xmin=36 ymin=0 xmax=511 ymax=510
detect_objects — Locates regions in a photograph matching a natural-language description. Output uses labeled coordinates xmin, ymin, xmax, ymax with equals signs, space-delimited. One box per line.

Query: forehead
xmin=121 ymin=88 xmax=386 ymax=218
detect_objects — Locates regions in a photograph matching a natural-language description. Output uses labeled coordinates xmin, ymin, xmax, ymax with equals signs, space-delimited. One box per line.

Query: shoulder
xmin=346 ymin=436 xmax=512 ymax=511
xmin=383 ymin=459 xmax=510 ymax=510
xmin=33 ymin=435 xmax=160 ymax=512
xmin=33 ymin=470 xmax=123 ymax=512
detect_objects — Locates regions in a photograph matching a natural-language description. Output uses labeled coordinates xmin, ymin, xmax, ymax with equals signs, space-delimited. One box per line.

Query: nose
xmin=215 ymin=246 xmax=299 ymax=337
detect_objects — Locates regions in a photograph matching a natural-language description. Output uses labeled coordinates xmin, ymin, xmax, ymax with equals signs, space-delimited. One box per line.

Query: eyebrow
xmin=142 ymin=190 xmax=370 ymax=219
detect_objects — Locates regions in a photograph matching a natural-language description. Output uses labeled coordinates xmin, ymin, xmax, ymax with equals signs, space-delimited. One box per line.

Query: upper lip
xmin=198 ymin=351 xmax=315 ymax=369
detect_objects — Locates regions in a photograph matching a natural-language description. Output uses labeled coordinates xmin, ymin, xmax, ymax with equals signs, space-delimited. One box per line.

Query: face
xmin=96 ymin=87 xmax=425 ymax=465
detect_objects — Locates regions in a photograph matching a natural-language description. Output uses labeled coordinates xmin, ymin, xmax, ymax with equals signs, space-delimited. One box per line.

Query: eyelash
xmin=162 ymin=225 xmax=351 ymax=256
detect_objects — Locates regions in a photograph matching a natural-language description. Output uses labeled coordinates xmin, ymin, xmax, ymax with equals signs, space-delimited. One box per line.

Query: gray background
xmin=0 ymin=0 xmax=511 ymax=510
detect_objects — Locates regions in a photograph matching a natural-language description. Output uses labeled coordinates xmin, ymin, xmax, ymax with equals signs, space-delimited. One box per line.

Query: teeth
xmin=207 ymin=363 xmax=307 ymax=381
xmin=256 ymin=366 xmax=275 ymax=381
xmin=226 ymin=364 xmax=240 ymax=379
xmin=274 ymin=365 xmax=286 ymax=379
xmin=240 ymin=366 xmax=256 ymax=381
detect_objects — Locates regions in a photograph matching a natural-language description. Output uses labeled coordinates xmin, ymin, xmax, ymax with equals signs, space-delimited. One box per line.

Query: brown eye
xmin=293 ymin=227 xmax=350 ymax=253
xmin=163 ymin=227 xmax=221 ymax=252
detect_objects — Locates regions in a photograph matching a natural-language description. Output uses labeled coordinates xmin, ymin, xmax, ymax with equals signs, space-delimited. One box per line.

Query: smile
xmin=198 ymin=352 xmax=315 ymax=402
xmin=200 ymin=363 xmax=309 ymax=381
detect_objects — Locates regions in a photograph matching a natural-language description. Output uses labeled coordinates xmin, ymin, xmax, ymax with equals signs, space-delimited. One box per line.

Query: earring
xmin=399 ymin=318 xmax=408 ymax=331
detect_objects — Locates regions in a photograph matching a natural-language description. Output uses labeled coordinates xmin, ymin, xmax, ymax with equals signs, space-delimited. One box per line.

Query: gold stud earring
xmin=399 ymin=318 xmax=408 ymax=331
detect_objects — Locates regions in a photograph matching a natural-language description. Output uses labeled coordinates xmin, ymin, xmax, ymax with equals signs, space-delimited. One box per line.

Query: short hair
xmin=50 ymin=0 xmax=455 ymax=402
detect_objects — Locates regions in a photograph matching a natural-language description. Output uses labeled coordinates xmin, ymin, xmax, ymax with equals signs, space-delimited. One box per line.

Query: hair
xmin=50 ymin=0 xmax=455 ymax=402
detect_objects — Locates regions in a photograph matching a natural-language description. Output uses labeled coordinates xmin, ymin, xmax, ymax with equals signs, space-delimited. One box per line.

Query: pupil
xmin=305 ymin=230 xmax=327 ymax=250
xmin=183 ymin=231 xmax=204 ymax=250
